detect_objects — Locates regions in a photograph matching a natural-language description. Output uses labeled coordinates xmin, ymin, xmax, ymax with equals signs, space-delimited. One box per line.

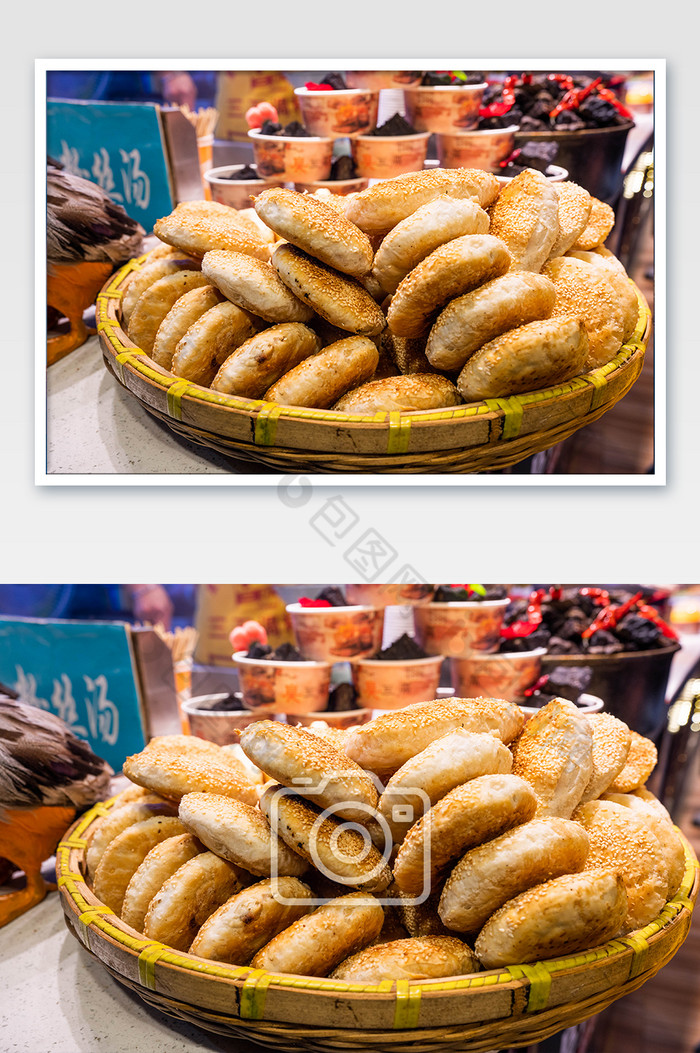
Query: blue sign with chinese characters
xmin=46 ymin=99 xmax=174 ymax=232
xmin=0 ymin=617 xmax=147 ymax=772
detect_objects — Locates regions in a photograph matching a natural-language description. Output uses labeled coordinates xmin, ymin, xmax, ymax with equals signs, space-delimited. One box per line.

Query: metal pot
xmin=513 ymin=121 xmax=635 ymax=204
xmin=540 ymin=640 xmax=680 ymax=737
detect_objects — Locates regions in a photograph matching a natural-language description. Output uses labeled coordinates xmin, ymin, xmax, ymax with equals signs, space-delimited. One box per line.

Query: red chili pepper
xmin=298 ymin=597 xmax=332 ymax=608
xmin=550 ymin=76 xmax=601 ymax=119
xmin=595 ymin=84 xmax=635 ymax=120
xmin=524 ymin=673 xmax=550 ymax=697
xmin=501 ymin=589 xmax=544 ymax=639
xmin=549 ymin=88 xmax=582 ymax=118
xmin=550 ymin=77 xmax=635 ymax=121
xmin=498 ymin=148 xmax=521 ymax=168
xmin=636 ymin=603 xmax=679 ymax=641
xmin=579 ymin=587 xmax=611 ymax=607
xmin=479 ymin=99 xmax=515 ymax=119
xmin=547 ymin=73 xmax=572 ymax=91
xmin=482 ymin=75 xmax=517 ymax=120
xmin=304 ymin=82 xmax=334 ymax=91
xmin=582 ymin=591 xmax=643 ymax=638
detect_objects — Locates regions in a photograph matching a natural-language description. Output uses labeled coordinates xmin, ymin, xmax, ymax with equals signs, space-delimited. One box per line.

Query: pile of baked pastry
xmin=116 ymin=166 xmax=641 ymax=414
xmin=83 ymin=695 xmax=685 ymax=982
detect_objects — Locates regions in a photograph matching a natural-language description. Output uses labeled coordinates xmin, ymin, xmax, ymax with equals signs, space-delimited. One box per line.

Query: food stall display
xmin=1 ymin=582 xmax=696 ymax=1053
xmin=45 ymin=67 xmax=655 ymax=475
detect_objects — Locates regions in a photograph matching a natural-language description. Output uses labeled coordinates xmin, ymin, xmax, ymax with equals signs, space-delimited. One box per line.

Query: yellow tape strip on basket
xmin=91 ymin=802 xmax=112 ymax=818
xmin=422 ymin=971 xmax=513 ymax=992
xmin=632 ymin=286 xmax=652 ymax=340
xmin=138 ymin=942 xmax=170 ymax=990
xmin=255 ymin=404 xmax=283 ymax=447
xmin=95 ymin=295 xmax=115 ymax=326
xmin=619 ymin=931 xmax=652 ymax=980
xmin=57 ymin=872 xmax=84 ymax=888
xmin=77 ymin=906 xmax=115 ymax=949
xmin=393 ymin=981 xmax=422 ymax=1029
xmin=106 ymin=258 xmax=141 ymax=295
xmin=166 ymin=379 xmax=192 ymax=421
xmin=58 ymin=835 xmax=88 ymax=850
xmin=484 ymin=397 xmax=525 ymax=440
xmin=99 ymin=326 xmax=150 ymax=384
xmin=240 ymin=969 xmax=274 ymax=1020
xmin=78 ymin=906 xmax=115 ymax=925
xmin=586 ymin=365 xmax=615 ymax=412
xmin=387 ymin=412 xmax=412 ymax=455
xmin=507 ymin=961 xmax=553 ymax=1012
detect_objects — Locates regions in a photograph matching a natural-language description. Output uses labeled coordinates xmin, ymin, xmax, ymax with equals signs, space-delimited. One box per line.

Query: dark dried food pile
xmin=499 ymin=586 xmax=677 ymax=656
xmin=246 ymin=641 xmax=305 ymax=661
xmin=367 ymin=114 xmax=419 ymax=136
xmin=526 ymin=666 xmax=594 ymax=708
xmin=420 ymin=71 xmax=486 ymax=87
xmin=433 ymin=585 xmax=509 ymax=603
xmin=297 ymin=587 xmax=349 ymax=608
xmin=219 ymin=164 xmax=263 ymax=181
xmin=479 ymin=73 xmax=634 ymax=132
xmin=259 ymin=119 xmax=314 ymax=137
xmin=370 ymin=633 xmax=429 ymax=660
xmin=328 ymin=155 xmax=358 ymax=180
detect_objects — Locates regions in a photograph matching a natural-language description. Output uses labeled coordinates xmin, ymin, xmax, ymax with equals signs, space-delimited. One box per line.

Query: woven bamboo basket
xmin=57 ymin=798 xmax=697 ymax=1052
xmin=95 ymin=258 xmax=651 ymax=474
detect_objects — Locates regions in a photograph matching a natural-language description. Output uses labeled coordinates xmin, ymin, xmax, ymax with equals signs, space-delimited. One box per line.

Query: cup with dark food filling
xmin=248 ymin=117 xmax=334 ymax=182
xmin=412 ymin=585 xmax=511 ymax=658
xmin=434 ymin=125 xmax=519 ymax=171
xmin=288 ymin=681 xmax=374 ymax=728
xmin=286 ymin=587 xmax=385 ymax=662
xmin=350 ymin=113 xmax=432 ymax=179
xmin=204 ymin=163 xmax=285 ymax=208
xmin=344 ymin=70 xmax=422 ymax=91
xmin=293 ymin=154 xmax=369 ymax=196
xmin=349 ymin=633 xmax=445 ymax=710
xmin=450 ymin=647 xmax=547 ymax=703
xmin=180 ymin=692 xmax=274 ymax=744
xmin=403 ymin=71 xmax=488 ymax=134
xmin=294 ymin=73 xmax=380 ymax=137
xmin=233 ymin=639 xmax=333 ymax=714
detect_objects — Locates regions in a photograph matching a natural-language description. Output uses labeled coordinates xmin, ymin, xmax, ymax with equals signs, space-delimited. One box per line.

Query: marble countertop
xmin=0 ymin=887 xmax=265 ymax=1053
xmin=44 ymin=335 xmax=267 ymax=477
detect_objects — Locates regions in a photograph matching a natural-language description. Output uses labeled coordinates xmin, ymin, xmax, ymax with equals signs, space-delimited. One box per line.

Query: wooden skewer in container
xmin=153 ymin=624 xmax=200 ymax=731
xmin=178 ymin=106 xmax=219 ymax=197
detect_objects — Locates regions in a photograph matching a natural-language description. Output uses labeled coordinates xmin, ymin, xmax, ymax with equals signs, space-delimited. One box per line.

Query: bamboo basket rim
xmin=57 ymin=794 xmax=698 ymax=1044
xmin=95 ymin=256 xmax=651 ymax=471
